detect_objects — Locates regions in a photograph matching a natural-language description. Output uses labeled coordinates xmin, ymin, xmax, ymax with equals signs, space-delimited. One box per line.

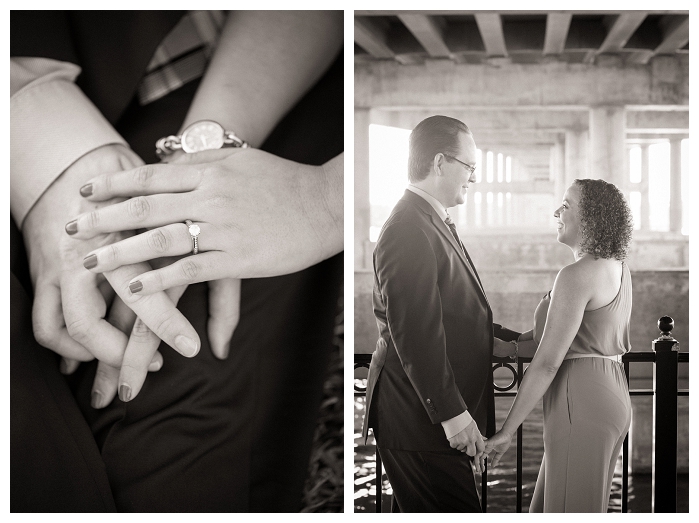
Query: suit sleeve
xmin=10 ymin=57 xmax=127 ymax=228
xmin=375 ymin=221 xmax=467 ymax=424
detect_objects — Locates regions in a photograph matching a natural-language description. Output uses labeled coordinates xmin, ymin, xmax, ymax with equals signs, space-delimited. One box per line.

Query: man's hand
xmin=23 ymin=143 xmax=155 ymax=366
xmin=493 ymin=338 xmax=517 ymax=358
xmin=448 ymin=419 xmax=486 ymax=458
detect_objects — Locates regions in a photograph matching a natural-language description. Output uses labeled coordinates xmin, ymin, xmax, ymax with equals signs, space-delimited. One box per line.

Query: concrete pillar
xmin=552 ymin=134 xmax=566 ymax=202
xmin=355 ymin=108 xmax=371 ymax=270
xmin=640 ymin=145 xmax=650 ymax=231
xmin=564 ymin=130 xmax=588 ymax=187
xmin=669 ymin=139 xmax=683 ymax=233
xmin=589 ymin=106 xmax=626 ymax=188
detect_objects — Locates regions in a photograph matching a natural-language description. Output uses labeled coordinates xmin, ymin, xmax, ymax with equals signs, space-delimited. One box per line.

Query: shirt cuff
xmin=441 ymin=409 xmax=474 ymax=439
xmin=11 ymin=69 xmax=127 ymax=228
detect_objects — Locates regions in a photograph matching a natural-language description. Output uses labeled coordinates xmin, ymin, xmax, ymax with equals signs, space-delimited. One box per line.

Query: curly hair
xmin=573 ymin=178 xmax=634 ymax=260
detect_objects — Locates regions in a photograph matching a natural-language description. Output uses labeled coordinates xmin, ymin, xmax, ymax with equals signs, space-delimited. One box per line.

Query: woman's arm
xmin=181 ymin=11 xmax=343 ymax=147
xmin=499 ymin=264 xmax=592 ymax=437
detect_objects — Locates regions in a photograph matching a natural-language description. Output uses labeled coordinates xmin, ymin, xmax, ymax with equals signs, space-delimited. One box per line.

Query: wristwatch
xmin=155 ymin=120 xmax=249 ymax=159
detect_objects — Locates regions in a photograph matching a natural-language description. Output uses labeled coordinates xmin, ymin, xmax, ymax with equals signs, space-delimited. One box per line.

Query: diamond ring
xmin=185 ymin=220 xmax=200 ymax=255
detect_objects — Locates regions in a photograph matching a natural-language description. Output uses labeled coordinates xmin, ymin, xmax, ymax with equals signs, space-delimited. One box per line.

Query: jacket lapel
xmin=401 ymin=190 xmax=490 ymax=308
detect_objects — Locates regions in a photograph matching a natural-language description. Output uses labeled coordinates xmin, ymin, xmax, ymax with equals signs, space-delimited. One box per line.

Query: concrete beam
xmin=599 ymin=13 xmax=647 ymax=53
xmin=370 ymin=107 xmax=589 ymax=132
xmin=543 ymin=13 xmax=572 ymax=55
xmin=354 ymin=17 xmax=394 ymax=59
xmin=398 ymin=14 xmax=451 ymax=57
xmin=656 ymin=16 xmax=689 ymax=55
xmin=626 ymin=109 xmax=689 ymax=131
xmin=355 ymin=60 xmax=689 ymax=108
xmin=472 ymin=180 xmax=554 ymax=194
xmin=474 ymin=13 xmax=508 ymax=57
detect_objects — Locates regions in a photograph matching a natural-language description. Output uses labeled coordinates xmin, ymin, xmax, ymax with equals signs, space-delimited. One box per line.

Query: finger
xmin=118 ymin=317 xmax=163 ymax=402
xmin=79 ymin=163 xmax=202 ymax=202
xmin=91 ymin=361 xmax=119 ymax=409
xmin=66 ymin=193 xmax=191 ymax=239
xmin=61 ymin=269 xmax=128 ymax=367
xmin=465 ymin=442 xmax=476 ymax=457
xmin=475 ymin=436 xmax=486 ymax=454
xmin=207 ymin=278 xmax=241 ymax=359
xmin=59 ymin=357 xmax=80 ymax=375
xmin=107 ymin=295 xmax=137 ymax=334
xmin=82 ymin=223 xmax=212 ymax=273
xmin=107 ymin=298 xmax=164 ymax=372
xmin=32 ymin=282 xmax=94 ymax=361
xmin=169 ymin=147 xmax=246 ymax=165
xmin=127 ymin=251 xmax=231 ymax=295
xmin=105 ymin=263 xmax=200 ymax=358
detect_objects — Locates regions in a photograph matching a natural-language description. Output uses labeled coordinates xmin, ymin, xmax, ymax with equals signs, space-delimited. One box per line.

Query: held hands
xmin=66 ymin=148 xmax=343 ymax=293
xmin=483 ymin=429 xmax=514 ymax=469
xmin=448 ymin=419 xmax=487 ymax=473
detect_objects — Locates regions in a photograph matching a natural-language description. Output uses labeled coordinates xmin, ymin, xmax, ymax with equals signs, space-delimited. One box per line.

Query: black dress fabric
xmin=10 ymin=11 xmax=343 ymax=512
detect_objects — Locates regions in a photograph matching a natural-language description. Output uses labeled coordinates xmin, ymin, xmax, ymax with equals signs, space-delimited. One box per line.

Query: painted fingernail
xmin=83 ymin=254 xmax=98 ymax=269
xmin=129 ymin=280 xmax=143 ymax=294
xmin=65 ymin=220 xmax=78 ymax=235
xmin=80 ymin=183 xmax=93 ymax=197
xmin=91 ymin=390 xmax=104 ymax=409
xmin=118 ymin=384 xmax=132 ymax=402
xmin=175 ymin=335 xmax=199 ymax=357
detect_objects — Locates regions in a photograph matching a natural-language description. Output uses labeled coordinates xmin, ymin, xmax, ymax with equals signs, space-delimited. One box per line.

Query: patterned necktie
xmin=444 ymin=214 xmax=464 ymax=254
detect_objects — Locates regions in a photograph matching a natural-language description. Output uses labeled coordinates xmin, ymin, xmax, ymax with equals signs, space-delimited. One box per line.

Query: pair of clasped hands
xmin=447 ymin=419 xmax=513 ymax=474
xmin=26 ymin=142 xmax=342 ymax=408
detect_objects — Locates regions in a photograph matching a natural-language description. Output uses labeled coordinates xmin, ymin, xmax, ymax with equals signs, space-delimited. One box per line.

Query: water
xmin=354 ymin=382 xmax=688 ymax=512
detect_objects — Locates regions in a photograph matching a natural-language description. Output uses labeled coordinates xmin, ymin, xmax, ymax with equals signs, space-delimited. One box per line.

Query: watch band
xmin=155 ymin=120 xmax=249 ymax=159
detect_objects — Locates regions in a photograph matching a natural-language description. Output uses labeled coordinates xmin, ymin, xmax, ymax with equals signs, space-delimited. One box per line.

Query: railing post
xmin=652 ymin=316 xmax=679 ymax=513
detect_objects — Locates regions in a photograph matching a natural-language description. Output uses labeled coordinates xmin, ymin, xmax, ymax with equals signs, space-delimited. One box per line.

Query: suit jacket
xmin=362 ymin=190 xmax=497 ymax=451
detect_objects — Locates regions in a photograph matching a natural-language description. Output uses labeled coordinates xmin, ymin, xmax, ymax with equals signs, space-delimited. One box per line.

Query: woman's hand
xmin=67 ymin=148 xmax=343 ymax=294
xmin=483 ymin=429 xmax=514 ymax=468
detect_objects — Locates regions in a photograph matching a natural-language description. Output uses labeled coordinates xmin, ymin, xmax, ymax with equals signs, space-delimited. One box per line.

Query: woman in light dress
xmin=485 ymin=178 xmax=634 ymax=513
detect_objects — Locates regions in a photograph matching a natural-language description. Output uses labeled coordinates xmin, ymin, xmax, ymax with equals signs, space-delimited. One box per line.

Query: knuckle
xmin=65 ymin=318 xmax=91 ymax=344
xmin=130 ymin=319 xmax=153 ymax=341
xmin=133 ymin=165 xmax=155 ymax=189
xmin=105 ymin=243 xmax=120 ymax=264
xmin=127 ymin=196 xmax=151 ymax=221
xmin=86 ymin=209 xmax=101 ymax=229
xmin=94 ymin=365 xmax=115 ymax=383
xmin=180 ymin=259 xmax=200 ymax=280
xmin=147 ymin=228 xmax=171 ymax=253
xmin=206 ymin=194 xmax=235 ymax=209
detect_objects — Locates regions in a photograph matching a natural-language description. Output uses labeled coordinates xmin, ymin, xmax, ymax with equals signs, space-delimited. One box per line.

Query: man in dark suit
xmin=362 ymin=115 xmax=519 ymax=512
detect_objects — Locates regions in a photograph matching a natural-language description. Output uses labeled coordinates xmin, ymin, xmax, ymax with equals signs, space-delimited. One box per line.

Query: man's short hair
xmin=408 ymin=115 xmax=471 ymax=183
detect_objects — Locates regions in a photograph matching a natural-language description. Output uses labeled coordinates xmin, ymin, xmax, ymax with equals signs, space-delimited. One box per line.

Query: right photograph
xmin=353 ymin=10 xmax=689 ymax=513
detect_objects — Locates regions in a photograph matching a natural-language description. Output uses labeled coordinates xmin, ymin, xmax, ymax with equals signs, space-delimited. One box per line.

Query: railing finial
xmin=657 ymin=316 xmax=677 ymax=342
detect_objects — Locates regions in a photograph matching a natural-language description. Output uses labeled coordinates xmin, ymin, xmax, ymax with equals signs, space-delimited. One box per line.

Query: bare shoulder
xmin=552 ymin=260 xmax=595 ymax=304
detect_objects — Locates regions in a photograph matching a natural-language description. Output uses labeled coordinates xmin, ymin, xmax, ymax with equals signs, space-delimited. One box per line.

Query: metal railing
xmin=354 ymin=316 xmax=688 ymax=513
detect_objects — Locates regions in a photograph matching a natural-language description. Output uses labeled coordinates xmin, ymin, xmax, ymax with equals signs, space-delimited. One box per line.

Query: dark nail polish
xmin=119 ymin=384 xmax=132 ymax=402
xmin=83 ymin=254 xmax=98 ymax=269
xmin=129 ymin=280 xmax=143 ymax=294
xmin=80 ymin=183 xmax=93 ymax=197
xmin=91 ymin=391 xmax=103 ymax=409
xmin=65 ymin=220 xmax=78 ymax=235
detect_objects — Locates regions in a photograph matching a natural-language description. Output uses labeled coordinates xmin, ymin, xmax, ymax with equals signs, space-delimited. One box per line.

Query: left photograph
xmin=10 ymin=10 xmax=344 ymax=512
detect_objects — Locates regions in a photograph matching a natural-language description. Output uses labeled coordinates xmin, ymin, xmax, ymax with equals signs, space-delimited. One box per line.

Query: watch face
xmin=181 ymin=121 xmax=225 ymax=153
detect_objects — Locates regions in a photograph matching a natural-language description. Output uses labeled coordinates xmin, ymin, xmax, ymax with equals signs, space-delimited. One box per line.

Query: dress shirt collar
xmin=407 ymin=185 xmax=449 ymax=222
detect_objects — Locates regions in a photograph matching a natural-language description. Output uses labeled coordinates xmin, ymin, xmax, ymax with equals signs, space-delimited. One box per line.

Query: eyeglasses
xmin=443 ymin=154 xmax=476 ymax=176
